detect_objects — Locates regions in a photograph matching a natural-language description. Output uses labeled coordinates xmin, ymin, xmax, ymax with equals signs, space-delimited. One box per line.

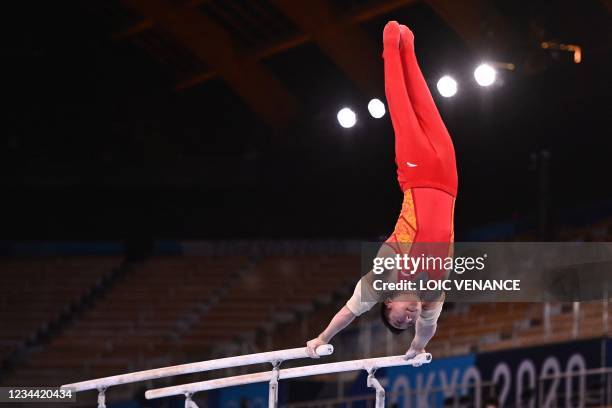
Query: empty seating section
xmin=480 ymin=301 xmax=611 ymax=352
xmin=0 ymin=214 xmax=610 ymax=391
xmin=0 ymin=257 xmax=120 ymax=364
xmin=180 ymin=256 xmax=359 ymax=351
xmin=3 ymin=256 xmax=246 ymax=386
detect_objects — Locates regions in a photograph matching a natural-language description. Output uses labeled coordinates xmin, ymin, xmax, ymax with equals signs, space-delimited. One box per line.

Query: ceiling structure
xmin=4 ymin=0 xmax=611 ymax=239
xmin=91 ymin=0 xmax=534 ymax=128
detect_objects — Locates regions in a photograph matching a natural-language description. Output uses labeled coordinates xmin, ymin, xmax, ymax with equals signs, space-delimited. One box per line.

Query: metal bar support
xmin=366 ymin=368 xmax=385 ymax=408
xmin=184 ymin=392 xmax=199 ymax=408
xmin=97 ymin=387 xmax=106 ymax=408
xmin=268 ymin=360 xmax=281 ymax=408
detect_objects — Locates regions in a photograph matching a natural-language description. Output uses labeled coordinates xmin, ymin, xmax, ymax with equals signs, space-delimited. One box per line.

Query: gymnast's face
xmin=385 ymin=299 xmax=421 ymax=329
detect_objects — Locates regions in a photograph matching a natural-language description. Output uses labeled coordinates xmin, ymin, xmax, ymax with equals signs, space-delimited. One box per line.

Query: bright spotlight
xmin=474 ymin=63 xmax=496 ymax=87
xmin=337 ymin=107 xmax=357 ymax=128
xmin=437 ymin=75 xmax=458 ymax=97
xmin=367 ymin=98 xmax=386 ymax=119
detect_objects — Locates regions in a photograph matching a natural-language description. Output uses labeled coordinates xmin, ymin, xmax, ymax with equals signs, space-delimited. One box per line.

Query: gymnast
xmin=306 ymin=21 xmax=458 ymax=360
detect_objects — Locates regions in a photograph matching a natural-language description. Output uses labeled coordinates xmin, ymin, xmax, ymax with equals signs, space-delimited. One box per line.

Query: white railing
xmin=145 ymin=353 xmax=432 ymax=408
xmin=61 ymin=345 xmax=333 ymax=407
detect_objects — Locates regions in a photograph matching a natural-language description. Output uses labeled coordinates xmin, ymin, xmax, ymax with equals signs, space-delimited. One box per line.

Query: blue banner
xmin=476 ymin=338 xmax=604 ymax=407
xmin=383 ymin=354 xmax=477 ymax=407
xmin=211 ymin=382 xmax=268 ymax=408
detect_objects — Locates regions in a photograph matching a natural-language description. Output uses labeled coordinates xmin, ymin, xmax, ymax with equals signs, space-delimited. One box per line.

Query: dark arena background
xmin=2 ymin=0 xmax=612 ymax=407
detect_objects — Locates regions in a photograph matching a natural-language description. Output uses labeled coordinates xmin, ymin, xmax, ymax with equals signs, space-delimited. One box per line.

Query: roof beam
xmin=172 ymin=0 xmax=418 ymax=91
xmin=112 ymin=1 xmax=219 ymax=40
xmin=424 ymin=0 xmax=519 ymax=58
xmin=120 ymin=0 xmax=298 ymax=128
xmin=116 ymin=0 xmax=418 ymax=40
xmin=269 ymin=0 xmax=383 ymax=96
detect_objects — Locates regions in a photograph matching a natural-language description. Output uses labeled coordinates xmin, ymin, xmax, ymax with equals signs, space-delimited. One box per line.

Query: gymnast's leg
xmin=398 ymin=25 xmax=450 ymax=150
xmin=382 ymin=21 xmax=432 ymax=192
xmin=398 ymin=25 xmax=458 ymax=196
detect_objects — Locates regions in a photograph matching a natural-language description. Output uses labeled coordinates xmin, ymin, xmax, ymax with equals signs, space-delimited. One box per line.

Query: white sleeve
xmin=411 ymin=302 xmax=443 ymax=350
xmin=418 ymin=302 xmax=443 ymax=326
xmin=345 ymin=279 xmax=377 ymax=316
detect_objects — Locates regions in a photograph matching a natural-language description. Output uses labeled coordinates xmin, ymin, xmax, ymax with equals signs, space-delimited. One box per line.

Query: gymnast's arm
xmin=305 ymin=305 xmax=357 ymax=358
xmin=305 ymin=245 xmax=394 ymax=358
xmin=306 ymin=268 xmax=386 ymax=358
xmin=405 ymin=294 xmax=444 ymax=358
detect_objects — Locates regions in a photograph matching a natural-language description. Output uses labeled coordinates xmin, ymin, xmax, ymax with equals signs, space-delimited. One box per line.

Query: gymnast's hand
xmin=306 ymin=336 xmax=328 ymax=358
xmin=404 ymin=347 xmax=426 ymax=361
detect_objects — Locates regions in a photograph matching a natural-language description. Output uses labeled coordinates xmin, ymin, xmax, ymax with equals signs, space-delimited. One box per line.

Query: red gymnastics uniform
xmin=382 ymin=22 xmax=457 ymax=281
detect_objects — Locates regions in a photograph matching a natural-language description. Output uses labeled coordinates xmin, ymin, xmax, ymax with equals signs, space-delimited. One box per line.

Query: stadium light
xmin=337 ymin=107 xmax=357 ymax=128
xmin=436 ymin=75 xmax=458 ymax=98
xmin=367 ymin=98 xmax=386 ymax=119
xmin=474 ymin=63 xmax=497 ymax=87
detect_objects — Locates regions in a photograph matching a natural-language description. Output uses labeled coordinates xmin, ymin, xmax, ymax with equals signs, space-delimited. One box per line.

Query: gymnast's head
xmin=380 ymin=296 xmax=421 ymax=334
